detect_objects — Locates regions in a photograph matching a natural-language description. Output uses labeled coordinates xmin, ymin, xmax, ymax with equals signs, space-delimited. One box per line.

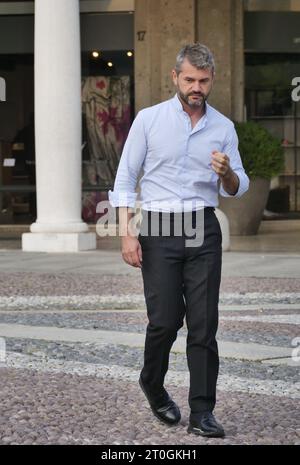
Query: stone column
xmin=134 ymin=0 xmax=195 ymax=112
xmin=134 ymin=0 xmax=161 ymax=112
xmin=160 ymin=0 xmax=195 ymax=101
xmin=196 ymin=0 xmax=244 ymax=121
xmin=22 ymin=0 xmax=96 ymax=252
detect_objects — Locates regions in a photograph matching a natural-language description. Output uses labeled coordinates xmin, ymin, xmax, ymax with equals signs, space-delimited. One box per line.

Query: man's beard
xmin=178 ymin=90 xmax=207 ymax=109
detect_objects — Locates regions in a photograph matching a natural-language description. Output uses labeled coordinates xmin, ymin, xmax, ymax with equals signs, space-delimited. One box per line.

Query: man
xmin=108 ymin=43 xmax=249 ymax=438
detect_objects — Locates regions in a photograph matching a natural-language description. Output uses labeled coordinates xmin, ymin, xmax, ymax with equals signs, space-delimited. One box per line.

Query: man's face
xmin=172 ymin=58 xmax=214 ymax=109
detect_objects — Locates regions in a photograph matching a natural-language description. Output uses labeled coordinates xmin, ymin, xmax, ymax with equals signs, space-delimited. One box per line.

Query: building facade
xmin=0 ymin=0 xmax=299 ymax=251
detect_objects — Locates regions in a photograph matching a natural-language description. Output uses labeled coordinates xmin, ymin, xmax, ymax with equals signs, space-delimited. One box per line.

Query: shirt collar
xmin=172 ymin=92 xmax=209 ymax=127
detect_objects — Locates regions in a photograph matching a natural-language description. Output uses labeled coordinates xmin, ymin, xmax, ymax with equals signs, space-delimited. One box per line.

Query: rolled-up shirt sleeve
xmin=219 ymin=123 xmax=250 ymax=198
xmin=108 ymin=110 xmax=147 ymax=208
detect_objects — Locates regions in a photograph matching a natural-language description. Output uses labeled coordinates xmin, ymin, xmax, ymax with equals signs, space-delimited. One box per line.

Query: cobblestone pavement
xmin=1 ymin=272 xmax=300 ymax=295
xmin=0 ymin=266 xmax=299 ymax=445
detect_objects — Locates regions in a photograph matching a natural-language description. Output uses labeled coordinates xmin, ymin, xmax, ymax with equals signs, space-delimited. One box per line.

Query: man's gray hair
xmin=175 ymin=43 xmax=215 ymax=75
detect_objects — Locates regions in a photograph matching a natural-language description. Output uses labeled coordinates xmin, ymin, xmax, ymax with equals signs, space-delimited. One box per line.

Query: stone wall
xmin=134 ymin=0 xmax=195 ymax=112
xmin=134 ymin=0 xmax=244 ymax=121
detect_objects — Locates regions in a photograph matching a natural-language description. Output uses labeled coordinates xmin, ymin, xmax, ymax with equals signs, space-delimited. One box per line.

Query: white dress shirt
xmin=108 ymin=93 xmax=249 ymax=212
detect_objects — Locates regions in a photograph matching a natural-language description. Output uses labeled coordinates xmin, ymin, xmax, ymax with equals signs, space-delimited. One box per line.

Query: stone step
xmin=259 ymin=219 xmax=300 ymax=233
xmin=0 ymin=323 xmax=294 ymax=362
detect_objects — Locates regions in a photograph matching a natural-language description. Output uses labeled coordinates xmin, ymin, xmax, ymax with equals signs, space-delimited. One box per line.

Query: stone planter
xmin=218 ymin=177 xmax=271 ymax=235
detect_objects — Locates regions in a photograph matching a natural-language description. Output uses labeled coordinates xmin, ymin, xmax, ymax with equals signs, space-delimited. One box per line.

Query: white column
xmin=22 ymin=0 xmax=96 ymax=252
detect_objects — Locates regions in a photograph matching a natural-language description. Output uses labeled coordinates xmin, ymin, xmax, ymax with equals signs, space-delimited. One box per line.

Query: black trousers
xmin=138 ymin=207 xmax=222 ymax=413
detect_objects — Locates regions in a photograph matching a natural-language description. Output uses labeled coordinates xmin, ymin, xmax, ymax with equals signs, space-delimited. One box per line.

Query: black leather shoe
xmin=139 ymin=376 xmax=181 ymax=425
xmin=187 ymin=411 xmax=225 ymax=438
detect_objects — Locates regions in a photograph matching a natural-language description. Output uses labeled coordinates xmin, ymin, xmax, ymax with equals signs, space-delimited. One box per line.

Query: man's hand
xmin=121 ymin=235 xmax=143 ymax=268
xmin=211 ymin=150 xmax=230 ymax=177
xmin=211 ymin=150 xmax=239 ymax=195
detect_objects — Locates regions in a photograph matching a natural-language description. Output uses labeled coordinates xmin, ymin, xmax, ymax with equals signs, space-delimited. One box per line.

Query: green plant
xmin=234 ymin=121 xmax=284 ymax=179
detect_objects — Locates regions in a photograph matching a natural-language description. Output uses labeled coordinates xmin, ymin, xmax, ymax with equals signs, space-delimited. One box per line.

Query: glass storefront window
xmin=245 ymin=11 xmax=300 ymax=214
xmin=245 ymin=53 xmax=300 ymax=213
xmin=245 ymin=53 xmax=299 ymax=118
xmin=81 ymin=48 xmax=134 ymax=224
xmin=0 ymin=11 xmax=134 ymax=224
xmin=80 ymin=12 xmax=134 ymax=223
xmin=0 ymin=52 xmax=35 ymax=224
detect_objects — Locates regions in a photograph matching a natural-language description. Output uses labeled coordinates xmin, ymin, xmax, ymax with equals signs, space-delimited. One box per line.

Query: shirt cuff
xmin=219 ymin=171 xmax=250 ymax=198
xmin=108 ymin=190 xmax=138 ymax=208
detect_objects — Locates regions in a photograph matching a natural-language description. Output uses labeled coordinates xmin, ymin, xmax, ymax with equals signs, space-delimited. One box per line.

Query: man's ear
xmin=171 ymin=69 xmax=178 ymax=86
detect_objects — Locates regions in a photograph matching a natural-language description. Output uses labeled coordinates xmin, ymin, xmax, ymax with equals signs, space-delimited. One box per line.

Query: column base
xmin=22 ymin=232 xmax=96 ymax=252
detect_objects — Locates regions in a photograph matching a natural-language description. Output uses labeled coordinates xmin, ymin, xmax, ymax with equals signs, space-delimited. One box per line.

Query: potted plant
xmin=218 ymin=120 xmax=284 ymax=235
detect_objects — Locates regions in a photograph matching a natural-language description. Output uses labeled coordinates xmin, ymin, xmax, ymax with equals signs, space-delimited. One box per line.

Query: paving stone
xmin=0 ymin=266 xmax=299 ymax=445
xmin=0 ymin=368 xmax=298 ymax=445
xmin=0 ymin=272 xmax=300 ymax=296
